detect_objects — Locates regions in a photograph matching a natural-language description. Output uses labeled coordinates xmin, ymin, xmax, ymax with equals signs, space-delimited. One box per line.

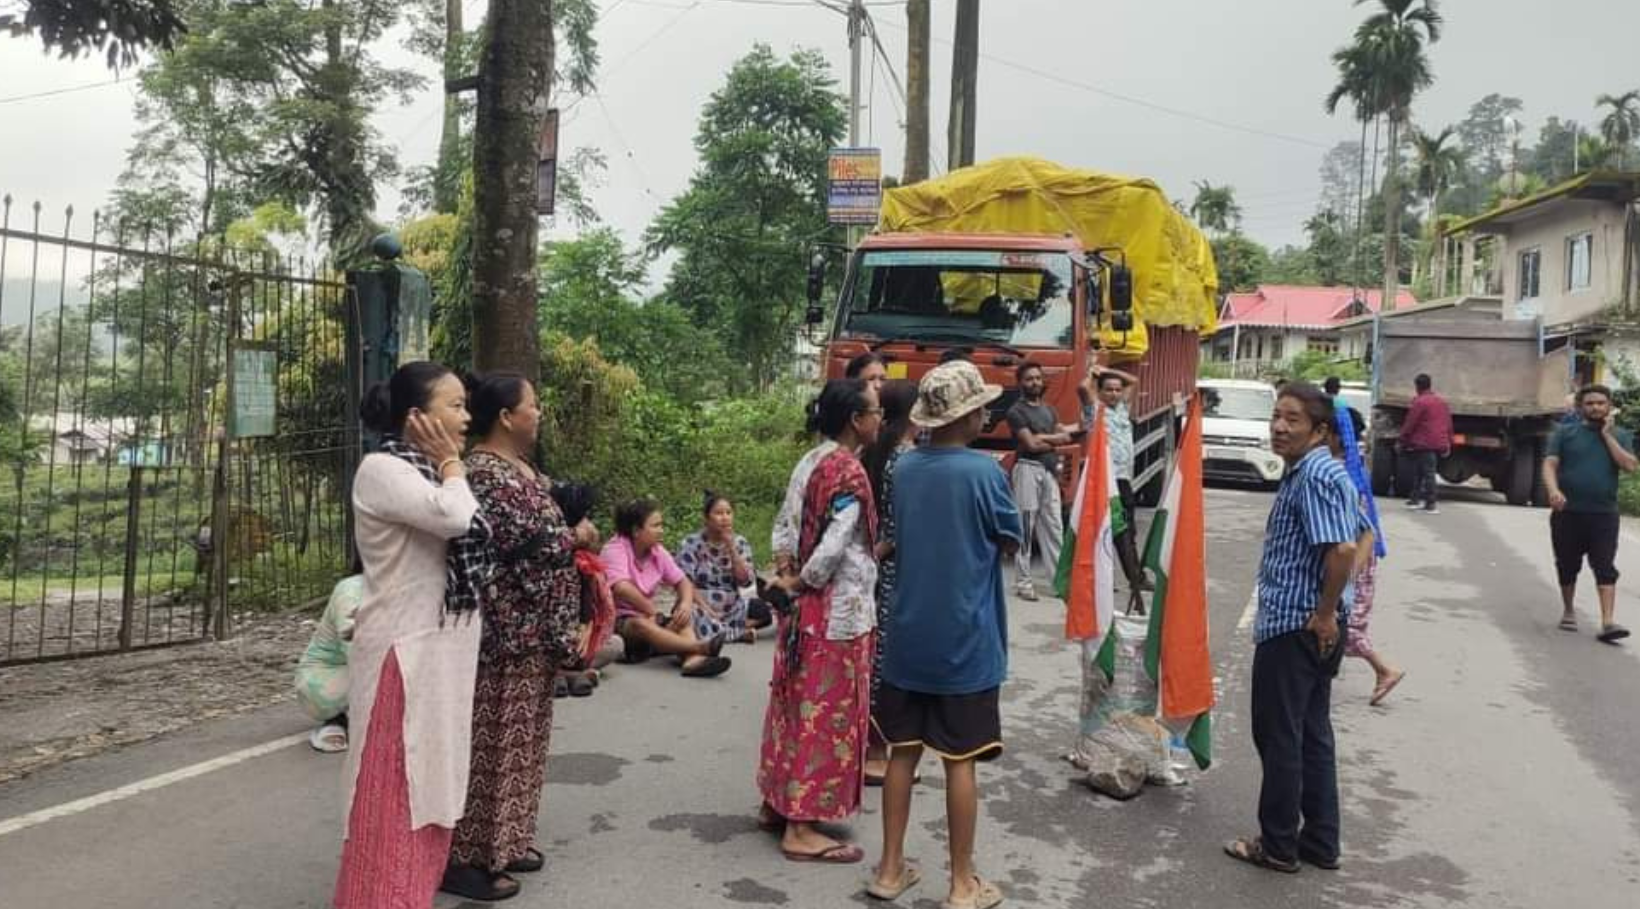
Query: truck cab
xmin=813 ymin=232 xmax=1135 ymax=501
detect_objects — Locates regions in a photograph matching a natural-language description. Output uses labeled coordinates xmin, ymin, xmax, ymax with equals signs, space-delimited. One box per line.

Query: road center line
xmin=0 ymin=732 xmax=308 ymax=838
xmin=1236 ymin=590 xmax=1258 ymax=632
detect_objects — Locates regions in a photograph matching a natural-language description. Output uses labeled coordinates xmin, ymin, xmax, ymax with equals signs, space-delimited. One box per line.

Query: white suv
xmin=1198 ymin=378 xmax=1284 ymax=485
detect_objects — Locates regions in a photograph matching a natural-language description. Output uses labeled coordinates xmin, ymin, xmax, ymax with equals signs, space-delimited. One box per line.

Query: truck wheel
xmin=1370 ymin=441 xmax=1396 ymax=497
xmin=1505 ymin=443 xmax=1536 ymax=506
xmin=1394 ymin=451 xmax=1418 ymax=499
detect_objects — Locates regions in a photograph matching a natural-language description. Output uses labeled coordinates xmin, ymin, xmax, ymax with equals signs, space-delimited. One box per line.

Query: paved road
xmin=2 ymin=487 xmax=1638 ymax=908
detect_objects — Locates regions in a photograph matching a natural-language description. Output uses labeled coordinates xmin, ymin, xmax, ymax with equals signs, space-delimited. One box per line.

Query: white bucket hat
xmin=911 ymin=360 xmax=1004 ymax=429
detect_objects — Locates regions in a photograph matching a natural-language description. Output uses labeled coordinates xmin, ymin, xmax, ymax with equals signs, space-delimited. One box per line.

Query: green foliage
xmin=534 ymin=334 xmax=807 ymax=560
xmin=1 ymin=0 xmax=187 ymax=68
xmin=647 ymin=44 xmax=846 ymax=392
xmin=1595 ymin=90 xmax=1640 ymax=166
xmin=1597 ymin=353 xmax=1640 ymax=515
xmin=1530 ymin=116 xmax=1584 ymax=185
xmin=118 ymin=0 xmax=425 ymax=263
xmin=1211 ymin=231 xmax=1270 ymax=293
xmin=1275 ymin=349 xmax=1366 ymax=386
xmin=538 ymin=230 xmax=725 ymax=401
xmin=1190 ymin=181 xmax=1241 ymax=234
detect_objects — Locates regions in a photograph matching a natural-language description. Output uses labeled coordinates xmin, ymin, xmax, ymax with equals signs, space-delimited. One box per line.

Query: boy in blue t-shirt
xmin=866 ymin=361 xmax=1022 ymax=910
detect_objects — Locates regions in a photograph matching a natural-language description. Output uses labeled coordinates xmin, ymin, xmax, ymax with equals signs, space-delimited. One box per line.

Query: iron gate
xmin=0 ymin=196 xmax=359 ymax=666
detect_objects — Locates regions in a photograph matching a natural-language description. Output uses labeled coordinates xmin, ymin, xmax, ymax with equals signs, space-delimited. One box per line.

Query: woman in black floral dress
xmin=443 ymin=374 xmax=598 ymax=902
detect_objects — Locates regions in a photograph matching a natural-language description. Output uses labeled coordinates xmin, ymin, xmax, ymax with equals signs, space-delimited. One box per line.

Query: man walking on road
xmin=1398 ymin=373 xmax=1452 ymax=513
xmin=1544 ymin=384 xmax=1637 ymax=644
xmin=1226 ymin=383 xmax=1367 ymax=875
xmin=1005 ymin=362 xmax=1080 ymax=602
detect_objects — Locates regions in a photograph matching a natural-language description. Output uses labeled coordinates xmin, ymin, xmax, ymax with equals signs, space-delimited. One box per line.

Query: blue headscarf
xmin=1333 ymin=398 xmax=1387 ymax=558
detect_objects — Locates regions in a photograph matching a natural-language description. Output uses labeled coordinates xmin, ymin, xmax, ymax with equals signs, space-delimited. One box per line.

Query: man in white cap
xmin=867 ymin=361 xmax=1022 ymax=910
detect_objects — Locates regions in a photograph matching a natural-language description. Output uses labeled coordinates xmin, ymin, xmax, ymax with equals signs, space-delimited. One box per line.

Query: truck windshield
xmin=838 ymin=249 xmax=1075 ymax=348
xmin=1201 ymin=386 xmax=1276 ymax=422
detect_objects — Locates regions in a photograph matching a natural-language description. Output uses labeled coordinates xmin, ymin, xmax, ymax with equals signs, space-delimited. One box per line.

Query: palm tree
xmin=1190 ymin=181 xmax=1241 ymax=235
xmin=1595 ymin=90 xmax=1640 ymax=169
xmin=1325 ymin=0 xmax=1443 ymax=311
xmin=1578 ymin=134 xmax=1620 ymax=171
xmin=1410 ymin=124 xmax=1462 ymax=294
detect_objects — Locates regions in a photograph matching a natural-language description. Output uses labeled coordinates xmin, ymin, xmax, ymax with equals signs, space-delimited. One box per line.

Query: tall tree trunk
xmin=1382 ymin=114 xmax=1402 ymax=312
xmin=471 ymin=0 xmax=552 ymax=379
xmin=318 ymin=0 xmax=377 ymax=266
xmin=902 ymin=0 xmax=930 ymax=183
xmin=947 ymin=0 xmax=978 ymax=171
xmin=434 ymin=0 xmax=465 ymax=214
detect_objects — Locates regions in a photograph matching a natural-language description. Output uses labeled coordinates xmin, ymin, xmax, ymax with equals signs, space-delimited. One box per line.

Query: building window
xmin=1309 ymin=336 xmax=1339 ymax=355
xmin=1568 ymin=232 xmax=1592 ymax=291
xmin=1519 ymin=247 xmax=1541 ymax=300
xmin=1270 ymin=336 xmax=1284 ymax=361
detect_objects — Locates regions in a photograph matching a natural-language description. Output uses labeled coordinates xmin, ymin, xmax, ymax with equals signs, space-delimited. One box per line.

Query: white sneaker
xmin=1016 ymin=585 xmax=1040 ymax=602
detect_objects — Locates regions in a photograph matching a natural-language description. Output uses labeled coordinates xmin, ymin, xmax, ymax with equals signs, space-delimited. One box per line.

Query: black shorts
xmin=872 ymin=682 xmax=1003 ymax=762
xmin=1551 ymin=510 xmax=1621 ymax=586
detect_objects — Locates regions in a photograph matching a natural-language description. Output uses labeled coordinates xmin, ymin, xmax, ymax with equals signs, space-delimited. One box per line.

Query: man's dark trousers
xmin=1412 ymin=450 xmax=1439 ymax=508
xmin=1251 ymin=625 xmax=1347 ymax=863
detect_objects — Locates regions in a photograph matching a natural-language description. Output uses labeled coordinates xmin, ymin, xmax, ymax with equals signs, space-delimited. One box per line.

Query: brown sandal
xmin=1224 ymin=836 xmax=1299 ymax=874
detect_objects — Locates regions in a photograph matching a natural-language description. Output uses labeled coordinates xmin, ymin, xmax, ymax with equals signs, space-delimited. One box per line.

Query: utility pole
xmin=948 ymin=0 xmax=979 ymax=171
xmin=903 ymin=0 xmax=931 ymax=183
xmin=848 ymin=0 xmax=864 ymax=147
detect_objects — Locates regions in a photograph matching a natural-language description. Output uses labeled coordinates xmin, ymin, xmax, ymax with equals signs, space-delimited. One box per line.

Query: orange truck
xmin=807 ymin=159 xmax=1217 ymax=507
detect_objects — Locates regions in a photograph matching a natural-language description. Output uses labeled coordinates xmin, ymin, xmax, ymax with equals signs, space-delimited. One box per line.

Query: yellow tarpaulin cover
xmin=880 ymin=157 xmax=1220 ymax=360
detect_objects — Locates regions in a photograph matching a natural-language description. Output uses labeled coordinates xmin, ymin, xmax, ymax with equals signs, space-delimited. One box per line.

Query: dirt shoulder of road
xmin=0 ymin=606 xmax=320 ymax=785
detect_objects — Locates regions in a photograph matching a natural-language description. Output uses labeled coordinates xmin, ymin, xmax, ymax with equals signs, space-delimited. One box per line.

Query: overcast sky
xmin=2 ymin=0 xmax=1638 ymax=258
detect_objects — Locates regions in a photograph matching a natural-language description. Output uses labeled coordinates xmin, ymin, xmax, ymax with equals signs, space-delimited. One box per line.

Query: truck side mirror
xmin=805 ymin=252 xmax=827 ymax=326
xmin=1109 ymin=264 xmax=1133 ymax=313
xmin=1108 ymin=264 xmax=1134 ymax=332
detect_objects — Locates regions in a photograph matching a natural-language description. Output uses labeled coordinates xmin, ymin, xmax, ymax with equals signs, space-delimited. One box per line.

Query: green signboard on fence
xmin=230 ymin=345 xmax=277 ymax=439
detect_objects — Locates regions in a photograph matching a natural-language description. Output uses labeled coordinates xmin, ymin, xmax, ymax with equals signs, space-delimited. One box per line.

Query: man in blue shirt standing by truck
xmin=1226 ymin=382 xmax=1368 ymax=875
xmin=1544 ymin=384 xmax=1637 ymax=644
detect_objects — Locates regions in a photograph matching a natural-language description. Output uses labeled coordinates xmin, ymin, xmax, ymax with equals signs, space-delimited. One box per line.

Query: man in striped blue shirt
xmin=1227 ymin=383 xmax=1368 ymax=875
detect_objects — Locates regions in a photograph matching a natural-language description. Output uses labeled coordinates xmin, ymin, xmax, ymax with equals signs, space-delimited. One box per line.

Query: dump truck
xmin=1368 ymin=296 xmax=1565 ymax=507
xmin=808 ymin=158 xmax=1217 ymax=506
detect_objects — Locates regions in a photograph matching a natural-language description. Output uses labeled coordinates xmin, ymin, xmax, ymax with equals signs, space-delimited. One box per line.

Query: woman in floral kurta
xmin=759 ymin=379 xmax=881 ymax=864
xmin=677 ymin=493 xmax=773 ymax=644
xmin=444 ymin=376 xmax=597 ymax=902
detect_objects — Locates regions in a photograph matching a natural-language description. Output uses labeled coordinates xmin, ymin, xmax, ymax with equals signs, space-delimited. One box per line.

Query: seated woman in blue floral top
xmin=677 ymin=492 xmax=774 ymax=645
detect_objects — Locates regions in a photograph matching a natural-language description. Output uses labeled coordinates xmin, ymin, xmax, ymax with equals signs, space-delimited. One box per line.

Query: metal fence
xmin=0 ymin=196 xmax=359 ymax=665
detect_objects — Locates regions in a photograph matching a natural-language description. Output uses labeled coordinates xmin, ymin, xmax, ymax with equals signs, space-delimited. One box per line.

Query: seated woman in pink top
xmin=601 ymin=498 xmax=732 ymax=678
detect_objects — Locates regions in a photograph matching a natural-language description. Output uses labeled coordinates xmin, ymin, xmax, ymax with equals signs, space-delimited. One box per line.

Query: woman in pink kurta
xmin=333 ymin=362 xmax=492 ymax=909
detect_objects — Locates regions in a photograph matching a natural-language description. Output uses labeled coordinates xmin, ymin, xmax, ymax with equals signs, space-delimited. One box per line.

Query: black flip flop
xmin=1224 ymin=836 xmax=1300 ymax=874
xmin=439 ymin=865 xmax=521 ymax=902
xmin=567 ymin=674 xmax=595 ymax=697
xmin=1598 ymin=624 xmax=1631 ymax=644
xmin=505 ymin=848 xmax=545 ymax=874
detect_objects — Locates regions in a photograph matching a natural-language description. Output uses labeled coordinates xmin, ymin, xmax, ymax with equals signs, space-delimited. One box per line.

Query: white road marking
xmin=1236 ymin=590 xmax=1259 ymax=632
xmin=0 ymin=732 xmax=308 ymax=838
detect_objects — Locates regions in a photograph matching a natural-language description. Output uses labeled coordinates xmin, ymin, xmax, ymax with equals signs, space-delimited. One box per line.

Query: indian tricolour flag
xmin=1055 ymin=404 xmax=1124 ymax=677
xmin=1140 ymin=397 xmax=1215 ymax=769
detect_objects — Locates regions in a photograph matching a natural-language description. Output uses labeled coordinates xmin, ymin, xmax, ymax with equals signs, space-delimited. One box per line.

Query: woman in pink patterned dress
xmin=759 ymin=378 xmax=881 ymax=863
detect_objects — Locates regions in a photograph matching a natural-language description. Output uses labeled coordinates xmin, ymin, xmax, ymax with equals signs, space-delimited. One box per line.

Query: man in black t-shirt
xmin=1005 ymin=362 xmax=1080 ymax=601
